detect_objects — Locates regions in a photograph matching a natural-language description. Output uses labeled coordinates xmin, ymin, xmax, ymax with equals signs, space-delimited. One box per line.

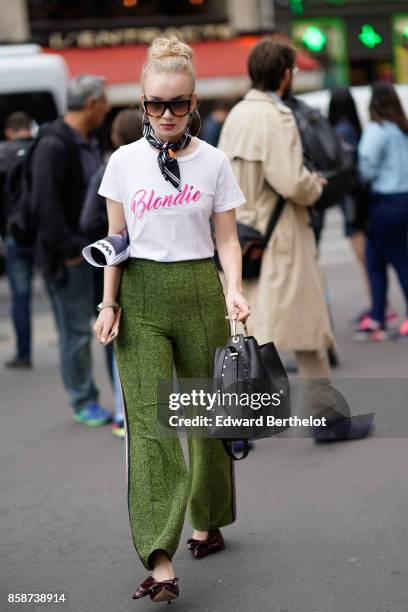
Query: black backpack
xmin=285 ymin=97 xmax=354 ymax=210
xmin=6 ymin=138 xmax=37 ymax=246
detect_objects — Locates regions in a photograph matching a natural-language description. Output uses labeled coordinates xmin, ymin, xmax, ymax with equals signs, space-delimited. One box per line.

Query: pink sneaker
xmin=356 ymin=315 xmax=380 ymax=331
xmin=386 ymin=309 xmax=399 ymax=324
xmin=393 ymin=319 xmax=408 ymax=343
xmin=354 ymin=309 xmax=399 ymax=327
xmin=353 ymin=316 xmax=388 ymax=342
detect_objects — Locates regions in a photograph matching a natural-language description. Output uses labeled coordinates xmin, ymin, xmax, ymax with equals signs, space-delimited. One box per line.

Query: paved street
xmin=1 ymin=210 xmax=408 ymax=612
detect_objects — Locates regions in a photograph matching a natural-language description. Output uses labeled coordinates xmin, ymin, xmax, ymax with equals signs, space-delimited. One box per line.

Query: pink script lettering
xmin=130 ymin=184 xmax=203 ymax=219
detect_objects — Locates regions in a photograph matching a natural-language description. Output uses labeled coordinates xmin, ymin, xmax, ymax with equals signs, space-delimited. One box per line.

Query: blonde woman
xmin=93 ymin=37 xmax=250 ymax=603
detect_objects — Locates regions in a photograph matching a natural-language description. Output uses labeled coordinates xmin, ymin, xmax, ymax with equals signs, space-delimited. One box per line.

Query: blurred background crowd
xmin=0 ymin=0 xmax=408 ymax=432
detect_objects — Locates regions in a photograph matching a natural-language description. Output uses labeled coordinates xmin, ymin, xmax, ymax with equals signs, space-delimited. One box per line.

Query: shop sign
xmin=291 ymin=18 xmax=349 ymax=86
xmin=47 ymin=23 xmax=236 ymax=49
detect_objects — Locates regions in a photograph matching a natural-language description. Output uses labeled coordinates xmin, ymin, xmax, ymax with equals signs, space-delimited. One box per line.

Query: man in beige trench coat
xmin=218 ymin=39 xmax=334 ymax=383
xmin=219 ymin=39 xmax=376 ymax=440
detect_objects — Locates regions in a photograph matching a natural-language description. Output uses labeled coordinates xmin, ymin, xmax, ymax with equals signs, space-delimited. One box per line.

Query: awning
xmin=44 ymin=35 xmax=322 ymax=103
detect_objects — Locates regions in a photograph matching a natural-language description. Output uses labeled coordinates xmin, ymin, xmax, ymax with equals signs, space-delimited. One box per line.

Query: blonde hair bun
xmin=142 ymin=36 xmax=195 ymax=87
xmin=148 ymin=36 xmax=193 ymax=63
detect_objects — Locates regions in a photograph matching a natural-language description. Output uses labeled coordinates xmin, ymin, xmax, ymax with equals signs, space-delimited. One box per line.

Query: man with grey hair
xmin=30 ymin=74 xmax=111 ymax=426
xmin=67 ymin=74 xmax=106 ymax=111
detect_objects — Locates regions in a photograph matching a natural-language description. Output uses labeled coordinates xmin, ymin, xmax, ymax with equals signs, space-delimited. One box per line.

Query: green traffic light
xmin=403 ymin=25 xmax=408 ymax=39
xmin=302 ymin=26 xmax=327 ymax=52
xmin=290 ymin=0 xmax=304 ymax=15
xmin=358 ymin=24 xmax=382 ymax=49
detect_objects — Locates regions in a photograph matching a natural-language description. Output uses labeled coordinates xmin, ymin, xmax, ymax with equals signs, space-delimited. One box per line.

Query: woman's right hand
xmin=93 ymin=308 xmax=116 ymax=344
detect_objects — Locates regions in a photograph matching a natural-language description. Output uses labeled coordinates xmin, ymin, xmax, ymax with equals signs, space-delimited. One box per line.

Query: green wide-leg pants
xmin=115 ymin=257 xmax=236 ymax=570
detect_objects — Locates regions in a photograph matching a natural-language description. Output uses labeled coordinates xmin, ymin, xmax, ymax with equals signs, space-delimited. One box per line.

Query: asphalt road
xmin=1 ymin=211 xmax=407 ymax=612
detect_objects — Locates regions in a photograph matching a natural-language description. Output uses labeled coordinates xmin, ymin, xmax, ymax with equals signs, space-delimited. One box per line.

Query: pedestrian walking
xmin=0 ymin=112 xmax=35 ymax=368
xmin=357 ymin=82 xmax=408 ymax=342
xmin=219 ymin=39 xmax=333 ymax=377
xmin=328 ymin=87 xmax=364 ymax=248
xmin=30 ymin=74 xmax=112 ymax=424
xmin=219 ymin=39 xmax=374 ymax=441
xmin=327 ymin=87 xmax=398 ymax=331
xmin=93 ymin=36 xmax=250 ymax=603
xmin=80 ymin=109 xmax=143 ymax=438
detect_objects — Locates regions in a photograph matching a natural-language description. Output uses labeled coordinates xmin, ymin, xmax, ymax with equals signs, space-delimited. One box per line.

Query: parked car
xmin=0 ymin=44 xmax=69 ymax=139
xmin=0 ymin=45 xmax=69 ymax=274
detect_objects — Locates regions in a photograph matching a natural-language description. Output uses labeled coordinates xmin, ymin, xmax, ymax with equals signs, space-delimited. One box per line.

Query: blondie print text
xmin=131 ymin=183 xmax=203 ymax=219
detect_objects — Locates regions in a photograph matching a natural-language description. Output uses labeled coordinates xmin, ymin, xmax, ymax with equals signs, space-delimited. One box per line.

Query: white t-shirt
xmin=98 ymin=137 xmax=246 ymax=262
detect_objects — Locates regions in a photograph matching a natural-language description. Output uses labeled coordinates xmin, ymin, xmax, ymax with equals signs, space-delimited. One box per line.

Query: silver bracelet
xmin=97 ymin=301 xmax=119 ymax=312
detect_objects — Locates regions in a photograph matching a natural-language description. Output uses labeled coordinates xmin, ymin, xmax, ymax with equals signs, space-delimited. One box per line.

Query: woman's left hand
xmin=225 ymin=289 xmax=251 ymax=323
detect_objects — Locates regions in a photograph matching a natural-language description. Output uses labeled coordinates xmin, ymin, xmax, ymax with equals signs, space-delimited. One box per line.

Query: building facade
xmin=0 ymin=0 xmax=325 ymax=111
xmin=1 ymin=0 xmax=266 ymax=47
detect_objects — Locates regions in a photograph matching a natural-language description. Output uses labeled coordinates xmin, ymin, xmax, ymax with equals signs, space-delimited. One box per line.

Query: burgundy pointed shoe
xmin=132 ymin=576 xmax=179 ymax=603
xmin=187 ymin=529 xmax=226 ymax=559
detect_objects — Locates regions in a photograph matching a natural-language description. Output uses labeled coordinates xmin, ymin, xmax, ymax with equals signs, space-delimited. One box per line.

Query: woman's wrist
xmin=227 ymin=286 xmax=243 ymax=295
xmin=102 ymin=294 xmax=118 ymax=303
xmin=97 ymin=301 xmax=119 ymax=312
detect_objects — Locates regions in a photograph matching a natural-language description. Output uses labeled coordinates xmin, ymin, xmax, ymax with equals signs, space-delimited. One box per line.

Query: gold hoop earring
xmin=188 ymin=107 xmax=202 ymax=137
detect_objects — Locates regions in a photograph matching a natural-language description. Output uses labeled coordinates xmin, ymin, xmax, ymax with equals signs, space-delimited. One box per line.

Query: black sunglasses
xmin=143 ymin=97 xmax=193 ymax=118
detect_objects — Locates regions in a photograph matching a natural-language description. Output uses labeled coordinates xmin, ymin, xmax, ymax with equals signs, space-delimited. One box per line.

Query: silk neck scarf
xmin=143 ymin=121 xmax=192 ymax=191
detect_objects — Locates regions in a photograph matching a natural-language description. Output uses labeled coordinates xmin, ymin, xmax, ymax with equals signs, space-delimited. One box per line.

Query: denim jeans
xmin=46 ymin=259 xmax=99 ymax=411
xmin=4 ymin=236 xmax=35 ymax=360
xmin=366 ymin=192 xmax=408 ymax=325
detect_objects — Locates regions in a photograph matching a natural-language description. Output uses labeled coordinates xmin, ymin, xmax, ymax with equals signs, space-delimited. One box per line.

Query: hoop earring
xmin=188 ymin=107 xmax=202 ymax=137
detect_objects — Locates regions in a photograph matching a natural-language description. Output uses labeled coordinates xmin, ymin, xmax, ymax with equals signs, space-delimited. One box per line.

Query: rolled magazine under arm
xmin=82 ymin=227 xmax=129 ymax=267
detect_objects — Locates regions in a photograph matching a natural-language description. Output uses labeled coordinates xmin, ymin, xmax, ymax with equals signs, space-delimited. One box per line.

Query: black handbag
xmin=214 ymin=196 xmax=286 ymax=279
xmin=211 ymin=320 xmax=290 ymax=460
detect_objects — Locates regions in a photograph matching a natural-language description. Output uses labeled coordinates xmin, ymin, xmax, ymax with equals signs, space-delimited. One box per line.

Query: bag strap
xmin=222 ymin=440 xmax=249 ymax=461
xmin=261 ymin=195 xmax=286 ymax=247
xmin=238 ymin=98 xmax=286 ymax=247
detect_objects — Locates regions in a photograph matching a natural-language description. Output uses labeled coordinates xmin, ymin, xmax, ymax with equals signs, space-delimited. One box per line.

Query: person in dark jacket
xmin=0 ymin=112 xmax=35 ymax=368
xmin=80 ymin=108 xmax=143 ymax=437
xmin=80 ymin=109 xmax=143 ymax=241
xmin=200 ymin=101 xmax=232 ymax=147
xmin=30 ymin=74 xmax=111 ymax=425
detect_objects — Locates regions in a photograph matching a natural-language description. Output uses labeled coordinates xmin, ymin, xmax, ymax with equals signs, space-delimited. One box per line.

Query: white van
xmin=0 ymin=44 xmax=69 ymax=138
xmin=298 ymin=84 xmax=408 ymax=127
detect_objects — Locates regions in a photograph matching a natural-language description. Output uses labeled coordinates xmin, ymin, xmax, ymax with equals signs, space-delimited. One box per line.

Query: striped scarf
xmin=143 ymin=121 xmax=192 ymax=191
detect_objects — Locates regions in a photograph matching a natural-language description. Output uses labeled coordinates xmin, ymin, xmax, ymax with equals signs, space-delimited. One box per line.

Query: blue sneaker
xmin=232 ymin=440 xmax=254 ymax=453
xmin=111 ymin=414 xmax=125 ymax=438
xmin=73 ymin=403 xmax=112 ymax=427
xmin=111 ymin=420 xmax=125 ymax=438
